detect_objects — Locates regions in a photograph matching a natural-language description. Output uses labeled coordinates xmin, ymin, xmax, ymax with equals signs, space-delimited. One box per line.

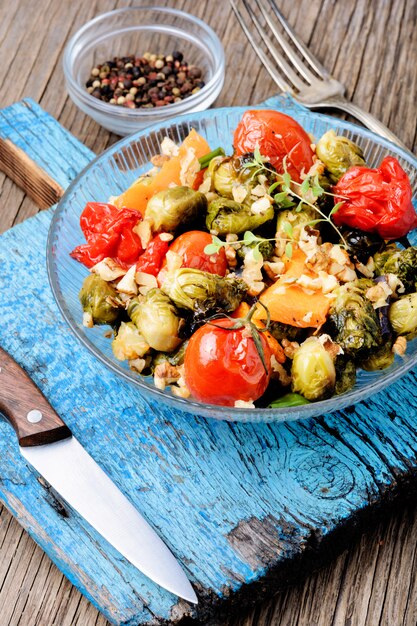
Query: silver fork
xmin=230 ymin=0 xmax=411 ymax=154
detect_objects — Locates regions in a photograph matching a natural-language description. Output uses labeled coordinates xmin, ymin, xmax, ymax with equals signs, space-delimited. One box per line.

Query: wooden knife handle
xmin=0 ymin=347 xmax=71 ymax=447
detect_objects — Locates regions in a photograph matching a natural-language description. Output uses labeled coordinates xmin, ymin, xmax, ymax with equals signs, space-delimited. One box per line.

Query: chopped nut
xmin=154 ymin=361 xmax=182 ymax=390
xmin=232 ymin=184 xmax=248 ymax=203
xmin=224 ymin=244 xmax=238 ymax=269
xmin=250 ymin=184 xmax=267 ymax=198
xmin=179 ymin=147 xmax=200 ymax=187
xmin=366 ymin=281 xmax=393 ymax=309
xmin=158 ymin=232 xmax=174 ymax=242
xmin=263 ymin=260 xmax=285 ymax=280
xmin=329 ymin=245 xmax=350 ymax=266
xmin=393 ymin=336 xmax=407 ymax=357
xmin=242 ymin=248 xmax=264 ymax=296
xmin=91 ymin=258 xmax=126 ymax=281
xmin=117 ymin=265 xmax=138 ymax=295
xmin=270 ymin=355 xmax=291 ymax=386
xmin=82 ymin=312 xmax=93 ymax=328
xmin=250 ymin=196 xmax=272 ymax=215
xmin=281 ymin=339 xmax=300 ymax=359
xmin=133 ymin=219 xmax=153 ymax=249
xmin=318 ymin=333 xmax=343 ymax=358
xmin=160 ymin=137 xmax=180 ymax=157
xmin=336 ymin=266 xmax=357 ymax=283
xmin=234 ymin=399 xmax=255 ymax=408
xmin=151 ymin=154 xmax=170 ymax=167
xmin=165 ymin=250 xmax=183 ymax=272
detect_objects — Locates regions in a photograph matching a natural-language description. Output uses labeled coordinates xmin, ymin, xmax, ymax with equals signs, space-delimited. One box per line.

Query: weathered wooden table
xmin=1 ymin=0 xmax=417 ymax=624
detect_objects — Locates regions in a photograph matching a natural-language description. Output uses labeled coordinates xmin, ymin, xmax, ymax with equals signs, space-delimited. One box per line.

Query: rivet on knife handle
xmin=0 ymin=347 xmax=71 ymax=447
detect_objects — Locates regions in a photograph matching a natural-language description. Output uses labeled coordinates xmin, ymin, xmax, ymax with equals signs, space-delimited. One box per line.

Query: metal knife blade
xmin=0 ymin=347 xmax=197 ymax=604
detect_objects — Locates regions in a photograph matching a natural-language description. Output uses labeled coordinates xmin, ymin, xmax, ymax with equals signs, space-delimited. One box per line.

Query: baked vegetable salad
xmin=70 ymin=110 xmax=417 ymax=408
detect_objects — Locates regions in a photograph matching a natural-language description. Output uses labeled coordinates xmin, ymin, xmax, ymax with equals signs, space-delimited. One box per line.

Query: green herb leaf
xmin=282 ymin=172 xmax=291 ymax=188
xmin=285 ymin=242 xmax=293 ymax=258
xmin=311 ymin=174 xmax=325 ymax=197
xmin=243 ymin=230 xmax=258 ymax=245
xmin=330 ymin=201 xmax=343 ymax=216
xmin=268 ymin=181 xmax=281 ymax=194
xmin=295 ymin=200 xmax=304 ymax=213
xmin=253 ymin=144 xmax=263 ymax=164
xmin=273 ymin=190 xmax=288 ymax=202
xmin=300 ymin=177 xmax=310 ymax=195
xmin=283 ymin=221 xmax=293 ymax=237
xmin=204 ymin=243 xmax=220 ymax=255
xmin=252 ymin=244 xmax=262 ymax=262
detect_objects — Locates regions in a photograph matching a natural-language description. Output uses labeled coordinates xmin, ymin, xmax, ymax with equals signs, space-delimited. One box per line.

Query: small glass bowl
xmin=63 ymin=7 xmax=225 ymax=136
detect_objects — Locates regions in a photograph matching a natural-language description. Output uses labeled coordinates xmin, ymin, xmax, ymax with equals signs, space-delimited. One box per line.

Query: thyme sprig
xmin=204 ymin=230 xmax=295 ymax=261
xmin=246 ymin=147 xmax=348 ymax=248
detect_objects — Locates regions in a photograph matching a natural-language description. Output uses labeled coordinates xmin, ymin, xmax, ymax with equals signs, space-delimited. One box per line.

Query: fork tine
xmin=268 ymin=0 xmax=330 ymax=79
xmin=246 ymin=0 xmax=307 ymax=92
xmin=256 ymin=0 xmax=318 ymax=84
xmin=229 ymin=0 xmax=293 ymax=92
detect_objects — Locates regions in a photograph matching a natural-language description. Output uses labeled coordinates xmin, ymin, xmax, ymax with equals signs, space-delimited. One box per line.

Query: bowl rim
xmin=63 ymin=6 xmax=225 ymax=120
xmin=47 ymin=102 xmax=417 ymax=421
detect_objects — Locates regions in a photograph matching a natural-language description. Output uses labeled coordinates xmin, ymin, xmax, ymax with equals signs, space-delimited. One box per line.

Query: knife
xmin=0 ymin=347 xmax=197 ymax=604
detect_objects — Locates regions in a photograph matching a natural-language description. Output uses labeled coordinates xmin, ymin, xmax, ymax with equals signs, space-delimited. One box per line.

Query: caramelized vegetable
xmin=114 ymin=129 xmax=210 ymax=214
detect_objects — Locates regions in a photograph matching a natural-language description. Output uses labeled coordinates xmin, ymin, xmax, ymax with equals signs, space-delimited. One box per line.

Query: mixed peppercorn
xmin=85 ymin=51 xmax=205 ymax=109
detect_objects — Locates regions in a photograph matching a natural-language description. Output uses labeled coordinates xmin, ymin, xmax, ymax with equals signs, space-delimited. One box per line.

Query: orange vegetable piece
xmin=114 ymin=129 xmax=211 ymax=215
xmin=253 ymin=248 xmax=330 ymax=329
xmin=231 ymin=302 xmax=286 ymax=363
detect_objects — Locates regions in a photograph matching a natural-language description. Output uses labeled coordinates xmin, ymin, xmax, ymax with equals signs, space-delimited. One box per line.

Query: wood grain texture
xmin=0 ymin=347 xmax=72 ymax=446
xmin=0 ymin=137 xmax=64 ymax=209
xmin=0 ymin=0 xmax=417 ymax=625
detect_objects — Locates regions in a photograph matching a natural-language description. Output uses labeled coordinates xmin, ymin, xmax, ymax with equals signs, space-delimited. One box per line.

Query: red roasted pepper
xmin=70 ymin=202 xmax=143 ymax=268
xmin=333 ymin=156 xmax=417 ymax=239
xmin=135 ymin=234 xmax=169 ymax=276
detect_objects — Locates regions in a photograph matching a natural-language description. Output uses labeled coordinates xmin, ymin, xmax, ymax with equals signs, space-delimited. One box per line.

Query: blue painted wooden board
xmin=0 ymin=98 xmax=417 ymax=625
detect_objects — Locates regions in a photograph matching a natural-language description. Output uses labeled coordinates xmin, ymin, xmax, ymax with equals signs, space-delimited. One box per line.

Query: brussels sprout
xmin=145 ymin=186 xmax=207 ymax=232
xmin=236 ymin=236 xmax=275 ymax=261
xmin=128 ymin=289 xmax=183 ymax=352
xmin=343 ymin=228 xmax=385 ymax=263
xmin=212 ymin=158 xmax=236 ymax=198
xmin=210 ymin=156 xmax=255 ymax=198
xmin=334 ymin=357 xmax=356 ymax=395
xmin=112 ymin=322 xmax=150 ymax=361
xmin=79 ymin=274 xmax=121 ymax=326
xmin=291 ymin=337 xmax=336 ymax=401
xmin=328 ymin=283 xmax=382 ymax=357
xmin=206 ymin=198 xmax=274 ymax=235
xmin=276 ymin=207 xmax=317 ymax=240
xmin=388 ymin=292 xmax=417 ymax=338
xmin=316 ymin=130 xmax=366 ymax=183
xmin=361 ymin=344 xmax=395 ymax=371
xmin=374 ymin=245 xmax=417 ymax=293
xmin=161 ymin=268 xmax=247 ymax=313
xmin=268 ymin=321 xmax=307 ymax=343
xmin=151 ymin=340 xmax=189 ymax=372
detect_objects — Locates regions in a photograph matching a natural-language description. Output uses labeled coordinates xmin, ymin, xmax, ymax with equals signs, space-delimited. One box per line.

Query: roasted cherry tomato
xmin=136 ymin=234 xmax=169 ymax=276
xmin=70 ymin=202 xmax=143 ymax=268
xmin=333 ymin=156 xmax=417 ymax=240
xmin=165 ymin=230 xmax=228 ymax=275
xmin=184 ymin=318 xmax=272 ymax=406
xmin=233 ymin=110 xmax=314 ymax=182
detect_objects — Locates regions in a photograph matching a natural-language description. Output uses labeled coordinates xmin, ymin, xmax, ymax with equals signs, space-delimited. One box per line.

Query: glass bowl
xmin=47 ymin=101 xmax=417 ymax=423
xmin=63 ymin=7 xmax=225 ymax=136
